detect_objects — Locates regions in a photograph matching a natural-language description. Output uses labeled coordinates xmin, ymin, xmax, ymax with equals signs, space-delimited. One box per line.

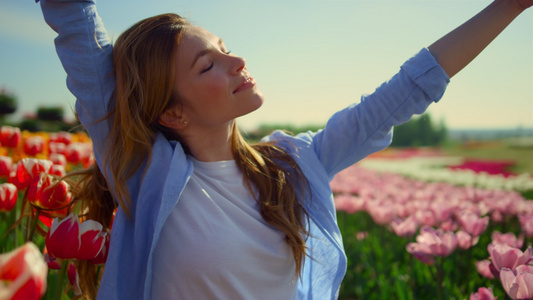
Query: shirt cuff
xmin=401 ymin=48 xmax=450 ymax=103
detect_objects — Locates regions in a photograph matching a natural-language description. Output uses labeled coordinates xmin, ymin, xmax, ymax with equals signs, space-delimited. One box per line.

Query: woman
xmin=38 ymin=0 xmax=532 ymax=299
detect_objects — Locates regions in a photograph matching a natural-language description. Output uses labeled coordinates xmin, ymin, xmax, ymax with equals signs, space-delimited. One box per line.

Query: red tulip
xmin=67 ymin=262 xmax=82 ymax=296
xmin=46 ymin=213 xmax=107 ymax=260
xmin=65 ymin=142 xmax=90 ymax=164
xmin=0 ymin=155 xmax=13 ymax=177
xmin=27 ymin=172 xmax=71 ymax=211
xmin=89 ymin=233 xmax=110 ymax=265
xmin=469 ymin=287 xmax=497 ymax=300
xmin=500 ymin=265 xmax=533 ymax=300
xmin=49 ymin=131 xmax=72 ymax=145
xmin=49 ymin=164 xmax=66 ymax=177
xmin=11 ymin=158 xmax=53 ymax=190
xmin=0 ymin=183 xmax=17 ymax=212
xmin=0 ymin=242 xmax=48 ymax=300
xmin=0 ymin=126 xmax=21 ymax=148
xmin=48 ymin=142 xmax=67 ymax=155
xmin=48 ymin=153 xmax=67 ymax=166
xmin=43 ymin=252 xmax=61 ymax=270
xmin=488 ymin=244 xmax=532 ymax=275
xmin=23 ymin=136 xmax=45 ymax=156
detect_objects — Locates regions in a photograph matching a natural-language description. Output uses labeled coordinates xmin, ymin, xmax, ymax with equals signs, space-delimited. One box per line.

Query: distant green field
xmin=441 ymin=142 xmax=533 ymax=174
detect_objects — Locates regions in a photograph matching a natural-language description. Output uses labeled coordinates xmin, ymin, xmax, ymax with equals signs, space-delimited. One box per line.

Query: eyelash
xmin=200 ymin=50 xmax=232 ymax=73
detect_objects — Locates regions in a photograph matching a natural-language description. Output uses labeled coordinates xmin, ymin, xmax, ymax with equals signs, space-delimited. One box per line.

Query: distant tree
xmin=391 ymin=113 xmax=447 ymax=147
xmin=37 ymin=106 xmax=64 ymax=122
xmin=0 ymin=89 xmax=18 ymax=124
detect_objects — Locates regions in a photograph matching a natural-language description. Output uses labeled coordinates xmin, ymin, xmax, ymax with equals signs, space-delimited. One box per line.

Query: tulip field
xmin=0 ymin=126 xmax=532 ymax=299
xmin=333 ymin=148 xmax=533 ymax=299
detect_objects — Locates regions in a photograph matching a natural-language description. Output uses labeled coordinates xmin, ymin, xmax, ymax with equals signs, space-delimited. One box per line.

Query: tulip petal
xmin=500 ymin=268 xmax=519 ymax=299
xmin=77 ymin=220 xmax=105 ymax=260
xmin=46 ymin=214 xmax=80 ymax=259
xmin=68 ymin=263 xmax=82 ymax=296
xmin=516 ymin=272 xmax=533 ymax=299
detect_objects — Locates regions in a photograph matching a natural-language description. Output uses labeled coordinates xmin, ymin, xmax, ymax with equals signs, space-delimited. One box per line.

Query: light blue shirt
xmin=39 ymin=0 xmax=449 ymax=298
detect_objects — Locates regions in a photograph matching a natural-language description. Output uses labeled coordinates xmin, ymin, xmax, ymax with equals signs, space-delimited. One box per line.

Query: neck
xmin=181 ymin=122 xmax=235 ymax=162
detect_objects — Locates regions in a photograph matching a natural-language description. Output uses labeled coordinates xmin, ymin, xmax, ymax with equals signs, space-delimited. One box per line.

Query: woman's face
xmin=172 ymin=26 xmax=264 ymax=130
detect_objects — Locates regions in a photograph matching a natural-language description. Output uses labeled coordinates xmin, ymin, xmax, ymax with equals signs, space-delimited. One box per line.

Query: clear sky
xmin=1 ymin=0 xmax=531 ymax=131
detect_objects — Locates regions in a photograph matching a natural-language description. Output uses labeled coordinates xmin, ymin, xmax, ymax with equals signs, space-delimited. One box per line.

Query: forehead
xmin=179 ymin=26 xmax=220 ymax=51
xmin=175 ymin=26 xmax=221 ymax=68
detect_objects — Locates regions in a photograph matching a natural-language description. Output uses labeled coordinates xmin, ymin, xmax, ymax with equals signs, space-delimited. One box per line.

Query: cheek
xmin=200 ymin=76 xmax=229 ymax=101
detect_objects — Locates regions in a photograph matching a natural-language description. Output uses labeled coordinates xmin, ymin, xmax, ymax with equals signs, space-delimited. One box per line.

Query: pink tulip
xmin=500 ymin=265 xmax=533 ymax=300
xmin=0 ymin=156 xmax=13 ymax=177
xmin=0 ymin=242 xmax=47 ymax=300
xmin=457 ymin=211 xmax=489 ymax=237
xmin=23 ymin=136 xmax=45 ymax=156
xmin=68 ymin=262 xmax=82 ymax=296
xmin=518 ymin=214 xmax=533 ymax=238
xmin=488 ymin=244 xmax=532 ymax=275
xmin=46 ymin=213 xmax=107 ymax=260
xmin=0 ymin=183 xmax=17 ymax=212
xmin=356 ymin=231 xmax=368 ymax=241
xmin=469 ymin=287 xmax=497 ymax=300
xmin=406 ymin=226 xmax=457 ymax=264
xmin=414 ymin=209 xmax=437 ymax=227
xmin=0 ymin=126 xmax=21 ymax=148
xmin=367 ymin=203 xmax=396 ymax=225
xmin=457 ymin=230 xmax=479 ymax=250
xmin=475 ymin=260 xmax=495 ymax=279
xmin=334 ymin=194 xmax=365 ymax=214
xmin=492 ymin=231 xmax=524 ymax=249
xmin=390 ymin=216 xmax=418 ymax=238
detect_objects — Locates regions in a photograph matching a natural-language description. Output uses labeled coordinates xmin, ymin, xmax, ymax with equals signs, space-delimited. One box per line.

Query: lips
xmin=233 ymin=77 xmax=255 ymax=94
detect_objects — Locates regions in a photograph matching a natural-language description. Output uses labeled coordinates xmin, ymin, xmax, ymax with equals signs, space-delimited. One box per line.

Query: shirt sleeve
xmin=303 ymin=48 xmax=450 ymax=180
xmin=39 ymin=0 xmax=115 ymax=157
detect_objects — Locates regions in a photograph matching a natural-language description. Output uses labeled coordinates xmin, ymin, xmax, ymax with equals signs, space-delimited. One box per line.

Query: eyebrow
xmin=190 ymin=38 xmax=225 ymax=70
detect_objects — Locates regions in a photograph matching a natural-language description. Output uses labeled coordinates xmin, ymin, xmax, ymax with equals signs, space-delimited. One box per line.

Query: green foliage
xmin=37 ymin=106 xmax=65 ymax=122
xmin=336 ymin=211 xmax=525 ymax=300
xmin=391 ymin=114 xmax=447 ymax=147
xmin=0 ymin=91 xmax=17 ymax=116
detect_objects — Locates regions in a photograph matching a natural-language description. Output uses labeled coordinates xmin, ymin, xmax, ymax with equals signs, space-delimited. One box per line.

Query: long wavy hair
xmin=74 ymin=13 xmax=311 ymax=298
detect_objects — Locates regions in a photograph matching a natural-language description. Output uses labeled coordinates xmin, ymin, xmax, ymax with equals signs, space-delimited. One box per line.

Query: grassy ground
xmin=440 ymin=141 xmax=533 ymax=174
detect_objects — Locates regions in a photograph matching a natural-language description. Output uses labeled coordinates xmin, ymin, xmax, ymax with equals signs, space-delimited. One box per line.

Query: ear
xmin=158 ymin=108 xmax=189 ymax=130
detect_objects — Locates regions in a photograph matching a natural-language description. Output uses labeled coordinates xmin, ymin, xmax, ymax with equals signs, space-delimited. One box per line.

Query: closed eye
xmin=201 ymin=63 xmax=213 ymax=73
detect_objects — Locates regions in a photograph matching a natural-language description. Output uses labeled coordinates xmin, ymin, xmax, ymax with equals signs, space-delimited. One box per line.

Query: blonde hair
xmin=74 ymin=13 xmax=310 ymax=298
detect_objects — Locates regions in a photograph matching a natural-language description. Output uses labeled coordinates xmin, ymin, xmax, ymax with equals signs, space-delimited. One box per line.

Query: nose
xmin=231 ymin=55 xmax=246 ymax=75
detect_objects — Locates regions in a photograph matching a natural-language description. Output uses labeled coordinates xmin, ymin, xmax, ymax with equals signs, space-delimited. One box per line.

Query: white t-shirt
xmin=151 ymin=157 xmax=297 ymax=299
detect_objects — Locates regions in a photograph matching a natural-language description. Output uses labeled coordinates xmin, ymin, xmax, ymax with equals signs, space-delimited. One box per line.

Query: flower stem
xmin=26 ymin=209 xmax=40 ymax=242
xmin=54 ymin=260 xmax=69 ymax=300
xmin=436 ymin=257 xmax=444 ymax=300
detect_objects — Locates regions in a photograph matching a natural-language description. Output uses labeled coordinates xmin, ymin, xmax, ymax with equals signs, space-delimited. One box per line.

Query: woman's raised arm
xmin=38 ymin=0 xmax=115 ymax=161
xmin=428 ymin=0 xmax=532 ymax=78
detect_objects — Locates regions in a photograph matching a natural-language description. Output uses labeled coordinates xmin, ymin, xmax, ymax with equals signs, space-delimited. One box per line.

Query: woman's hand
xmin=428 ymin=0 xmax=530 ymax=78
